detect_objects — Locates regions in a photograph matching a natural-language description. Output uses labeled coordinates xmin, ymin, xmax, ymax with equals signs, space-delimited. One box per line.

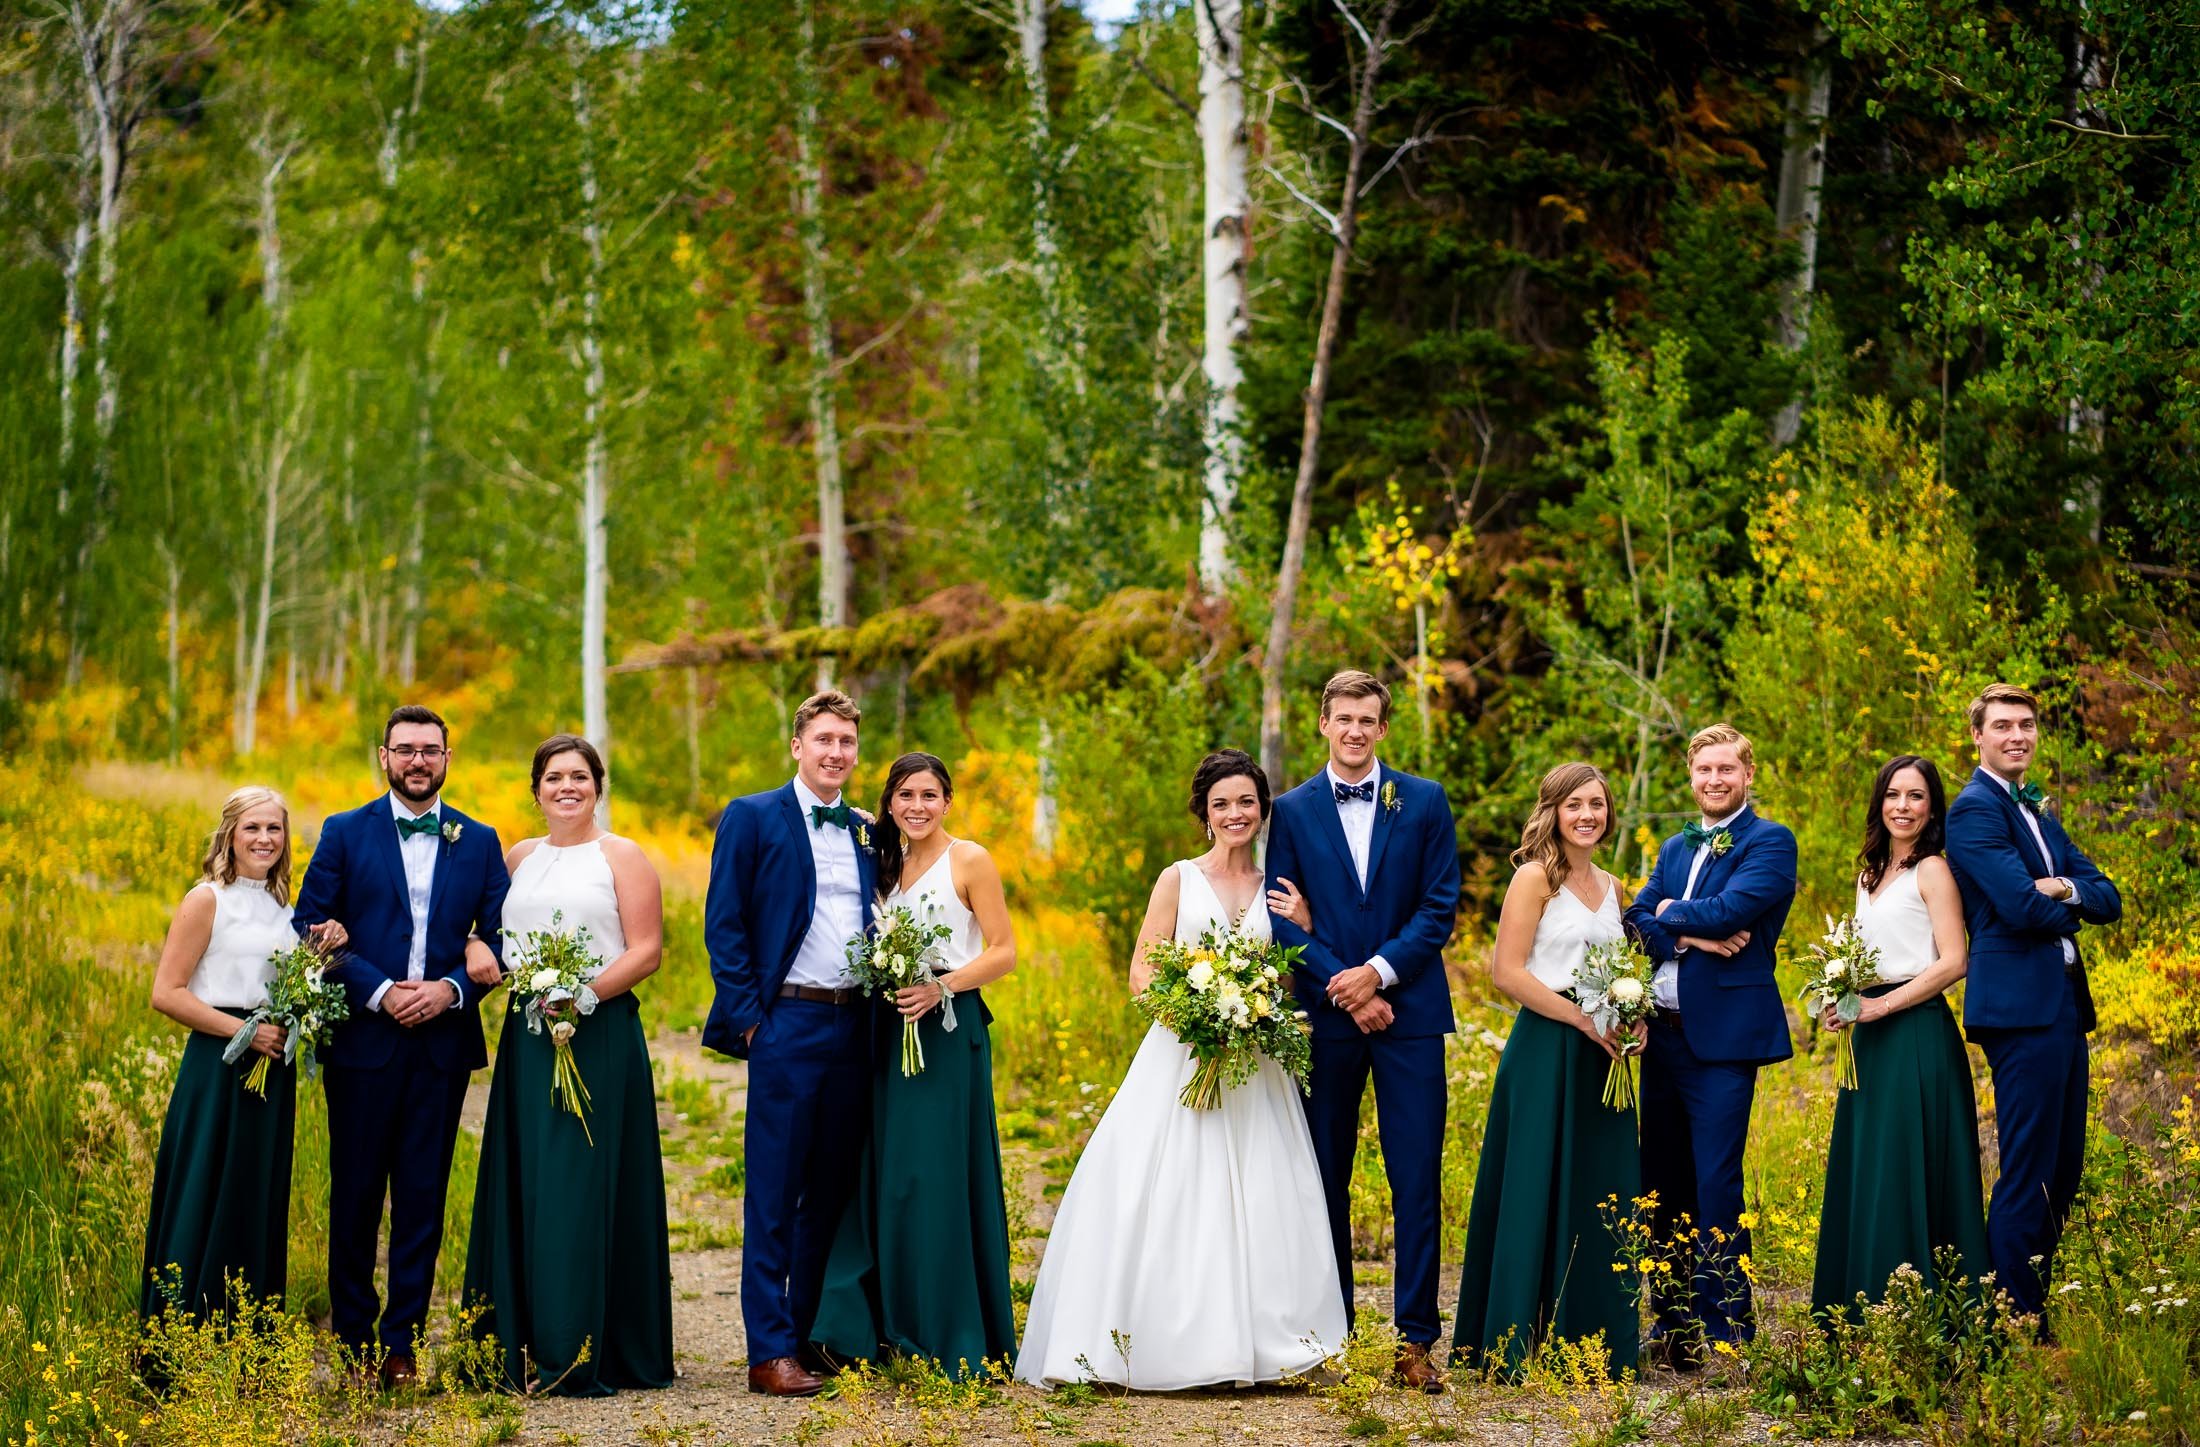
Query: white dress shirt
xmin=1979 ymin=769 xmax=2078 ymax=965
xmin=785 ymin=776 xmax=865 ymax=989
xmin=1652 ymin=803 xmax=1752 ymax=1011
xmin=1323 ymin=761 xmax=1397 ymax=989
xmin=368 ymin=794 xmax=457 ymax=1012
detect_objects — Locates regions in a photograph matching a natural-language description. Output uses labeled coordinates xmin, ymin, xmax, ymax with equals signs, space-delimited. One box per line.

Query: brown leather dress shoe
xmin=1396 ymin=1341 xmax=1446 ymax=1394
xmin=379 ymin=1355 xmax=419 ymax=1391
xmin=747 ymin=1357 xmax=825 ymax=1397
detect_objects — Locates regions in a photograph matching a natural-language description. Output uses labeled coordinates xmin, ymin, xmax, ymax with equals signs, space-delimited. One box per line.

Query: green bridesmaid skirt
xmin=812 ymin=995 xmax=1017 ymax=1379
xmin=1810 ymin=988 xmax=1990 ymax=1321
xmin=139 ymin=1029 xmax=295 ymax=1325
xmin=463 ymin=992 xmax=674 ymax=1396
xmin=1452 ymin=1007 xmax=1641 ymax=1376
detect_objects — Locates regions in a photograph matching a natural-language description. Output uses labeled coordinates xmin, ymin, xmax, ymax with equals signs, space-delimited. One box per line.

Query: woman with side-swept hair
xmin=141 ymin=787 xmax=347 ymax=1327
xmin=1451 ymin=762 xmax=1641 ymax=1377
xmin=1810 ymin=754 xmax=1988 ymax=1321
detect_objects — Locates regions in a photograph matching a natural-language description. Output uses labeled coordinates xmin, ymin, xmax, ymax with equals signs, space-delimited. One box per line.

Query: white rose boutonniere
xmin=442 ymin=820 xmax=463 ymax=845
xmin=1380 ymin=780 xmax=1400 ymax=814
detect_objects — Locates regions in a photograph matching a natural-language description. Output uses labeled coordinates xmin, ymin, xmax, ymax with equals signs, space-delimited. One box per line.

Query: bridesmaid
xmin=141 ymin=787 xmax=345 ymax=1325
xmin=812 ymin=751 xmax=1019 ymax=1378
xmin=462 ymin=735 xmax=673 ymax=1396
xmin=1811 ymin=755 xmax=1988 ymax=1320
xmin=1451 ymin=763 xmax=1641 ymax=1377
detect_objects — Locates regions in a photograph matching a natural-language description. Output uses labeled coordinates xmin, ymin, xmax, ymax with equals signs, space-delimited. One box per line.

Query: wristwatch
xmin=2056 ymin=877 xmax=2077 ymax=902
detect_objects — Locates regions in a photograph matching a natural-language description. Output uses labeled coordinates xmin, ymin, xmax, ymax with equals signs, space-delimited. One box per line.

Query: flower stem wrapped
xmin=506 ymin=912 xmax=604 ymax=1144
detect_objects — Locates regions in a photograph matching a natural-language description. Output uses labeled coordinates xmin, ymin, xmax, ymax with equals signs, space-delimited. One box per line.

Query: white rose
xmin=550 ymin=1020 xmax=576 ymax=1044
xmin=1261 ymin=965 xmax=1279 ymax=981
xmin=529 ymin=969 xmax=561 ymax=992
xmin=1186 ymin=961 xmax=1216 ymax=992
xmin=1824 ymin=960 xmax=1845 ymax=981
xmin=1609 ymin=976 xmax=1644 ymax=1006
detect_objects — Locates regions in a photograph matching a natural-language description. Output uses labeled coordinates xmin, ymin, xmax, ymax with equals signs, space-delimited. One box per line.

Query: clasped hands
xmin=1262 ymin=877 xmax=1392 ymax=1034
xmin=1652 ymin=897 xmax=1752 ymax=958
xmin=390 ymin=937 xmax=501 ymax=1027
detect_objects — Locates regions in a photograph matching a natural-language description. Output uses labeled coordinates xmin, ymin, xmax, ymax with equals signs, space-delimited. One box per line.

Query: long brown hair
xmin=875 ymin=752 xmax=952 ymax=891
xmin=1510 ymin=763 xmax=1613 ymax=900
xmin=200 ymin=785 xmax=294 ymax=906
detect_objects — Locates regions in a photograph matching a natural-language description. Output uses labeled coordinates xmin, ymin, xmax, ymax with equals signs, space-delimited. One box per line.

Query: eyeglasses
xmin=386 ymin=745 xmax=449 ymax=762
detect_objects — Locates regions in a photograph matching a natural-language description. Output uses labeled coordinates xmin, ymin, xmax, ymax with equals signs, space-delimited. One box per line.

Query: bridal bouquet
xmin=1576 ymin=937 xmax=1658 ymax=1111
xmin=507 ymin=913 xmax=603 ymax=1144
xmin=1135 ymin=928 xmax=1310 ymax=1110
xmin=846 ymin=903 xmax=956 ymax=1077
xmin=225 ymin=939 xmax=350 ymax=1097
xmin=1798 ymin=914 xmax=1882 ymax=1091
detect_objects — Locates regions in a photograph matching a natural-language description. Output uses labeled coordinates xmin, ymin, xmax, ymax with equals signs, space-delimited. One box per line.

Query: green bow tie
xmin=396 ymin=811 xmax=441 ymax=839
xmin=2013 ymin=781 xmax=2046 ymax=813
xmin=809 ymin=802 xmax=854 ymax=831
xmin=1682 ymin=821 xmax=1731 ymax=850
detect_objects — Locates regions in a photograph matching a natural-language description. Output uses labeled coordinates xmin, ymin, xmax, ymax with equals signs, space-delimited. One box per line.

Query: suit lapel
xmin=1365 ymin=766 xmax=1398 ymax=891
xmin=1982 ymin=772 xmax=2052 ymax=874
xmin=425 ymin=807 xmax=457 ymax=930
xmin=369 ymin=800 xmax=413 ymax=918
xmin=854 ymin=813 xmax=878 ymax=932
xmin=777 ymin=784 xmax=819 ymax=926
xmin=1691 ymin=808 xmax=1759 ymax=897
xmin=1308 ymin=776 xmax=1364 ymax=900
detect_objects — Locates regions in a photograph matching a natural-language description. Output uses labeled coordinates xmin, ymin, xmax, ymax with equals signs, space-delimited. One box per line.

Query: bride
xmin=1015 ymin=749 xmax=1348 ymax=1389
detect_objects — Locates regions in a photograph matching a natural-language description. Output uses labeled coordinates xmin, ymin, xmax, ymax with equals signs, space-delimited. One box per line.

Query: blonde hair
xmin=1687 ymin=722 xmax=1755 ymax=769
xmin=792 ymin=690 xmax=861 ymax=738
xmin=1967 ymin=681 xmax=2039 ymax=733
xmin=200 ymin=786 xmax=293 ymax=906
xmin=1510 ymin=762 xmax=1614 ymax=899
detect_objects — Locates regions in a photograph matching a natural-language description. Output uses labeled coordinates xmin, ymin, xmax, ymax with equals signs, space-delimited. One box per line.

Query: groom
xmin=1266 ymin=670 xmax=1459 ymax=1392
xmin=1945 ymin=682 xmax=2120 ymax=1326
xmin=293 ymin=704 xmax=509 ymax=1387
xmin=704 ymin=690 xmax=878 ymax=1398
xmin=1624 ymin=723 xmax=1795 ymax=1366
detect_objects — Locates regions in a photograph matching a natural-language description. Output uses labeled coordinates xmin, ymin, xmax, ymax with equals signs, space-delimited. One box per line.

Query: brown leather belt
xmin=779 ymin=983 xmax=863 ymax=1006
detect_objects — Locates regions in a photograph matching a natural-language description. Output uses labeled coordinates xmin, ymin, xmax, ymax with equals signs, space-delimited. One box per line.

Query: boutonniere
xmin=442 ymin=820 xmax=464 ymax=845
xmin=1380 ymin=781 xmax=1400 ymax=814
xmin=851 ymin=807 xmax=874 ymax=851
xmin=1708 ymin=828 xmax=1733 ymax=857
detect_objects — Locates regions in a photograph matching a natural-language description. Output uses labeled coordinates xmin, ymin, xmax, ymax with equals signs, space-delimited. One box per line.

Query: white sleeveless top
xmin=504 ymin=836 xmax=627 ymax=972
xmin=1855 ymin=867 xmax=1934 ymax=985
xmin=1523 ymin=874 xmax=1624 ymax=992
xmin=1172 ymin=858 xmax=1273 ymax=945
xmin=886 ymin=842 xmax=985 ymax=971
xmin=188 ymin=876 xmax=296 ymax=1010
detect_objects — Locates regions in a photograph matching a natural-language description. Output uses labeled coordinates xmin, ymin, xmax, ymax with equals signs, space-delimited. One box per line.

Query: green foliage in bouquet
xmin=1134 ymin=927 xmax=1310 ymax=1110
xmin=1799 ymin=915 xmax=1882 ymax=1091
xmin=507 ymin=914 xmax=605 ymax=1145
xmin=224 ymin=940 xmax=350 ymax=1098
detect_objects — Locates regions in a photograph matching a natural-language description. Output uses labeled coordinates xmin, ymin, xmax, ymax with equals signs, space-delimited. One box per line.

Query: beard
xmin=387 ymin=762 xmax=446 ymax=803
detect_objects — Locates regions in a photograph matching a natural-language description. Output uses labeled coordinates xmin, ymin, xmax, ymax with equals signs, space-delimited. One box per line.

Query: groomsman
xmin=1944 ymin=682 xmax=2120 ymax=1327
xmin=1625 ymin=723 xmax=1795 ymax=1366
xmin=293 ymin=705 xmax=509 ymax=1386
xmin=1266 ymin=671 xmax=1460 ymax=1393
xmin=704 ymin=691 xmax=878 ymax=1398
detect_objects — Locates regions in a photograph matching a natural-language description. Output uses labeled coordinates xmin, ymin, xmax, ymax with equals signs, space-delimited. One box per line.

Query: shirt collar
xmin=389 ymin=793 xmax=441 ymax=823
xmin=1976 ymin=766 xmax=2023 ymax=797
xmin=792 ymin=775 xmax=840 ymax=813
xmin=1326 ymin=760 xmax=1382 ymax=795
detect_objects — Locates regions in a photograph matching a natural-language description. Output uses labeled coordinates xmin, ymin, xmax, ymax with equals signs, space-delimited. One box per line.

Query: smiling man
xmin=702 ymin=690 xmax=878 ymax=1397
xmin=1944 ymin=682 xmax=2121 ymax=1330
xmin=1623 ymin=723 xmax=1796 ymax=1368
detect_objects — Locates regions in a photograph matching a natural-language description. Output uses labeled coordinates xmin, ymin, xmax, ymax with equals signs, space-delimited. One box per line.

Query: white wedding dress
xmin=1014 ymin=860 xmax=1348 ymax=1389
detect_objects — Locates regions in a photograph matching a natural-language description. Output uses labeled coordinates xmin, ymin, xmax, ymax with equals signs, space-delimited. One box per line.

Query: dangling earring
xmin=1206 ymin=823 xmax=1215 ymax=841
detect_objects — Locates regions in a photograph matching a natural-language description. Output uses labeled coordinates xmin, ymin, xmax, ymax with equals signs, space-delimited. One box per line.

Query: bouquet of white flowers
xmin=506 ymin=912 xmax=603 ymax=1144
xmin=1575 ymin=937 xmax=1658 ymax=1111
xmin=845 ymin=903 xmax=956 ymax=1077
xmin=1134 ymin=928 xmax=1310 ymax=1110
xmin=225 ymin=939 xmax=351 ymax=1097
xmin=1798 ymin=914 xmax=1882 ymax=1091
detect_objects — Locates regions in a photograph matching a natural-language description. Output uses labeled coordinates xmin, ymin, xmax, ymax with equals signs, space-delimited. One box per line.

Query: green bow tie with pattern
xmin=810 ymin=802 xmax=854 ymax=831
xmin=2014 ymin=780 xmax=2046 ymax=813
xmin=1682 ymin=820 xmax=1733 ymax=851
xmin=395 ymin=811 xmax=441 ymax=839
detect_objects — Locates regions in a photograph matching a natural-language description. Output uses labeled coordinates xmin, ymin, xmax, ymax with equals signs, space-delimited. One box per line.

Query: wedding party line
xmin=134 ymin=668 xmax=2118 ymax=1400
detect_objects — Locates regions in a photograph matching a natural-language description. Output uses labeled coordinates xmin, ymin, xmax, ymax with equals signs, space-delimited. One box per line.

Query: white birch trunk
xmin=389 ymin=38 xmax=433 ymax=689
xmin=796 ymin=0 xmax=848 ymax=688
xmin=1771 ymin=23 xmax=1831 ymax=448
xmin=239 ymin=132 xmax=296 ymax=757
xmin=1196 ymin=0 xmax=1249 ymax=594
xmin=2065 ymin=11 xmax=2106 ymax=539
xmin=57 ymin=214 xmax=89 ymax=494
xmin=572 ymin=49 xmax=612 ymax=809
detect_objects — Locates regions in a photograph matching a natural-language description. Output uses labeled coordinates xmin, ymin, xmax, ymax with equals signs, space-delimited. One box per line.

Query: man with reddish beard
xmin=293 ymin=705 xmax=509 ymax=1388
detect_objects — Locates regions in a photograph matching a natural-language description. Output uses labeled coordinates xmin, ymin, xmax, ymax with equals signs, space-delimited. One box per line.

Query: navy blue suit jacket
xmin=1945 ymin=769 xmax=2120 ymax=1032
xmin=1625 ymin=807 xmax=1796 ymax=1065
xmin=1265 ymin=766 xmax=1460 ymax=1041
xmin=292 ymin=797 xmax=509 ymax=1073
xmin=703 ymin=782 xmax=879 ymax=1060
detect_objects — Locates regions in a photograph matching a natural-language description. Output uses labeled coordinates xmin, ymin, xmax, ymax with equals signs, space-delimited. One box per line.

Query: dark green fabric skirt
xmin=1452 ymin=1007 xmax=1642 ymax=1376
xmin=812 ymin=995 xmax=1017 ymax=1379
xmin=463 ymin=992 xmax=674 ymax=1396
xmin=1810 ymin=989 xmax=1990 ymax=1321
xmin=139 ymin=1029 xmax=295 ymax=1325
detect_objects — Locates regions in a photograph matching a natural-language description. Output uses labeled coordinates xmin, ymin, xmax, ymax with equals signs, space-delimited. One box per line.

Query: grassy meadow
xmin=4 ymin=729 xmax=2198 ymax=1447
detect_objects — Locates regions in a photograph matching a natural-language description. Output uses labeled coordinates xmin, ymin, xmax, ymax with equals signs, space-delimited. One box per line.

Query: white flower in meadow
xmin=1186 ymin=961 xmax=1217 ymax=992
xmin=530 ymin=969 xmax=561 ymax=992
xmin=1610 ymin=977 xmax=1644 ymax=1006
